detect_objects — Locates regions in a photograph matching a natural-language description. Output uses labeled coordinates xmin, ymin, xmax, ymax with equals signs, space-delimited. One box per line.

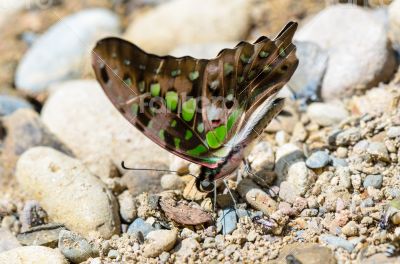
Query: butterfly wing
xmin=92 ymin=38 xmax=222 ymax=167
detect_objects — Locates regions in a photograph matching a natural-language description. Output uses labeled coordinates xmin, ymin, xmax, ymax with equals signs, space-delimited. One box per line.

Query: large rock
xmin=295 ymin=5 xmax=396 ymax=100
xmin=307 ymin=102 xmax=349 ymax=127
xmin=0 ymin=246 xmax=68 ymax=264
xmin=41 ymin=80 xmax=171 ymax=179
xmin=15 ymin=9 xmax=120 ymax=93
xmin=16 ymin=147 xmax=120 ymax=239
xmin=124 ymin=0 xmax=250 ymax=55
xmin=389 ymin=0 xmax=400 ymax=53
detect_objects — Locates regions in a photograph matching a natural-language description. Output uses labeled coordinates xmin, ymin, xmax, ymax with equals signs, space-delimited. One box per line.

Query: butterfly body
xmin=92 ymin=22 xmax=299 ymax=193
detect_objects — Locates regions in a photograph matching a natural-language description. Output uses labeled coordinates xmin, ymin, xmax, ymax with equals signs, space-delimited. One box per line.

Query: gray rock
xmin=335 ymin=128 xmax=362 ymax=146
xmin=17 ymin=223 xmax=65 ymax=248
xmin=124 ymin=0 xmax=250 ymax=55
xmin=217 ymin=208 xmax=237 ymax=235
xmin=275 ymin=143 xmax=305 ymax=181
xmin=295 ymin=5 xmax=396 ymax=100
xmin=175 ymin=238 xmax=200 ymax=260
xmin=0 ymin=246 xmax=68 ymax=264
xmin=41 ymin=80 xmax=171 ymax=180
xmin=360 ymin=198 xmax=374 ymax=208
xmin=367 ymin=142 xmax=390 ymax=162
xmin=306 ymin=151 xmax=331 ymax=169
xmin=127 ymin=218 xmax=155 ymax=237
xmin=363 ymin=175 xmax=383 ymax=189
xmin=0 ymin=228 xmax=21 ymax=253
xmin=16 ymin=147 xmax=121 ymax=239
xmin=307 ymin=102 xmax=349 ymax=127
xmin=15 ymin=9 xmax=120 ymax=93
xmin=58 ymin=230 xmax=97 ymax=263
xmin=387 ymin=126 xmax=400 ymax=138
xmin=0 ymin=95 xmax=32 ymax=116
xmin=143 ymin=229 xmax=177 ymax=258
xmin=320 ymin=234 xmax=355 ymax=252
xmin=331 ymin=157 xmax=348 ymax=167
xmin=287 ymin=41 xmax=328 ymax=102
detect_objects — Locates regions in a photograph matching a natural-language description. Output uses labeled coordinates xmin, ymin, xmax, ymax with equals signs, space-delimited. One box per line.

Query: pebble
xmin=0 ymin=228 xmax=21 ymax=253
xmin=17 ymin=223 xmax=65 ymax=248
xmin=0 ymin=246 xmax=68 ymax=264
xmin=118 ymin=191 xmax=137 ymax=223
xmin=175 ymin=238 xmax=200 ymax=260
xmin=41 ymin=80 xmax=170 ymax=179
xmin=306 ymin=151 xmax=331 ymax=169
xmin=287 ymin=161 xmax=315 ymax=196
xmin=367 ymin=142 xmax=390 ymax=162
xmin=0 ymin=95 xmax=32 ymax=116
xmin=15 ymin=9 xmax=120 ymax=93
xmin=124 ymin=0 xmax=250 ymax=55
xmin=58 ymin=230 xmax=97 ymax=263
xmin=1 ymin=109 xmax=73 ymax=174
xmin=363 ymin=175 xmax=383 ymax=189
xmin=217 ymin=208 xmax=237 ymax=235
xmin=160 ymin=174 xmax=186 ymax=190
xmin=341 ymin=221 xmax=359 ymax=237
xmin=237 ymin=179 xmax=277 ymax=215
xmin=307 ymin=103 xmax=349 ymax=127
xmin=274 ymin=143 xmax=305 ymax=181
xmin=295 ymin=5 xmax=396 ymax=100
xmin=143 ymin=229 xmax=177 ymax=258
xmin=279 ymin=181 xmax=302 ymax=204
xmin=16 ymin=147 xmax=120 ymax=239
xmin=320 ymin=234 xmax=355 ymax=252
xmin=335 ymin=128 xmax=361 ymax=146
xmin=275 ymin=243 xmax=336 ymax=264
xmin=331 ymin=157 xmax=348 ymax=168
xmin=389 ymin=0 xmax=400 ymax=53
xmin=387 ymin=126 xmax=400 ymax=138
xmin=287 ymin=41 xmax=328 ymax=102
xmin=127 ymin=218 xmax=155 ymax=237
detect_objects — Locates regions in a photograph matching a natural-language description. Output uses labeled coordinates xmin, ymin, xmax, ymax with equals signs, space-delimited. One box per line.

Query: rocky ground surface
xmin=0 ymin=0 xmax=400 ymax=263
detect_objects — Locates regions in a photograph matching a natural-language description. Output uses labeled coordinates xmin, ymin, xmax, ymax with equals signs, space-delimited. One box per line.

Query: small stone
xmin=320 ymin=234 xmax=355 ymax=252
xmin=160 ymin=174 xmax=185 ymax=190
xmin=175 ymin=238 xmax=200 ymax=260
xmin=143 ymin=229 xmax=177 ymax=258
xmin=58 ymin=230 xmax=97 ymax=263
xmin=341 ymin=221 xmax=359 ymax=237
xmin=279 ymin=181 xmax=301 ymax=204
xmin=331 ymin=157 xmax=348 ymax=168
xmin=237 ymin=179 xmax=277 ymax=215
xmin=107 ymin=250 xmax=120 ymax=260
xmin=217 ymin=208 xmax=237 ymax=235
xmin=118 ymin=191 xmax=137 ymax=223
xmin=367 ymin=142 xmax=390 ymax=162
xmin=159 ymin=252 xmax=170 ymax=264
xmin=0 ymin=95 xmax=32 ymax=116
xmin=306 ymin=151 xmax=331 ymax=169
xmin=363 ymin=175 xmax=383 ymax=189
xmin=307 ymin=103 xmax=349 ymax=127
xmin=127 ymin=218 xmax=155 ymax=237
xmin=0 ymin=246 xmax=68 ymax=264
xmin=0 ymin=228 xmax=21 ymax=253
xmin=335 ymin=128 xmax=362 ymax=146
xmin=275 ymin=143 xmax=305 ymax=180
xmin=387 ymin=126 xmax=400 ymax=138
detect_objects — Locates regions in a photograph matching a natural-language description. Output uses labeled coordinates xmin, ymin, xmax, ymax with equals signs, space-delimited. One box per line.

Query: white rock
xmin=275 ymin=143 xmax=305 ymax=181
xmin=16 ymin=147 xmax=120 ymax=239
xmin=0 ymin=228 xmax=21 ymax=253
xmin=124 ymin=0 xmax=250 ymax=55
xmin=15 ymin=9 xmax=120 ymax=93
xmin=295 ymin=5 xmax=396 ymax=100
xmin=41 ymin=80 xmax=171 ymax=179
xmin=143 ymin=230 xmax=178 ymax=258
xmin=287 ymin=161 xmax=315 ymax=196
xmin=0 ymin=246 xmax=68 ymax=264
xmin=307 ymin=102 xmax=349 ymax=127
xmin=118 ymin=191 xmax=137 ymax=223
xmin=237 ymin=179 xmax=277 ymax=215
xmin=389 ymin=0 xmax=400 ymax=52
xmin=161 ymin=174 xmax=185 ymax=190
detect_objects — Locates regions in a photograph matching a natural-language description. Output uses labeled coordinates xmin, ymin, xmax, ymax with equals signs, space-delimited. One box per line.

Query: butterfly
xmin=92 ymin=22 xmax=299 ymax=193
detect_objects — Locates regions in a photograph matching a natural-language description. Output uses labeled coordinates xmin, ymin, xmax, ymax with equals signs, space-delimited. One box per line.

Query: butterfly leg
xmin=223 ymin=179 xmax=238 ymax=209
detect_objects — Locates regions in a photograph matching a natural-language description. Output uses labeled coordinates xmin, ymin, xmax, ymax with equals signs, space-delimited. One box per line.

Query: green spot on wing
xmin=158 ymin=130 xmax=165 ymax=141
xmin=174 ymin=138 xmax=181 ymax=149
xmin=248 ymin=70 xmax=256 ymax=80
xmin=165 ymin=91 xmax=178 ymax=111
xmin=240 ymin=54 xmax=251 ymax=64
xmin=138 ymin=81 xmax=145 ymax=92
xmin=263 ymin=65 xmax=272 ymax=73
xmin=279 ymin=48 xmax=286 ymax=57
xmin=206 ymin=125 xmax=227 ymax=149
xmin=124 ymin=78 xmax=132 ymax=86
xmin=189 ymin=71 xmax=199 ymax=81
xmin=197 ymin=123 xmax=204 ymax=133
xmin=171 ymin=120 xmax=177 ymax=128
xmin=237 ymin=76 xmax=244 ymax=84
xmin=187 ymin=145 xmax=207 ymax=156
xmin=224 ymin=63 xmax=234 ymax=76
xmin=131 ymin=103 xmax=139 ymax=116
xmin=171 ymin=69 xmax=181 ymax=77
xmin=185 ymin=130 xmax=193 ymax=140
xmin=150 ymin=83 xmax=161 ymax=97
xmin=227 ymin=109 xmax=241 ymax=131
xmin=182 ymin=98 xmax=196 ymax=122
xmin=259 ymin=51 xmax=269 ymax=58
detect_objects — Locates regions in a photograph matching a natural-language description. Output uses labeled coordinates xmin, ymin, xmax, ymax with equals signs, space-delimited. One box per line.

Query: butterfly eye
xmin=198 ymin=179 xmax=214 ymax=193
